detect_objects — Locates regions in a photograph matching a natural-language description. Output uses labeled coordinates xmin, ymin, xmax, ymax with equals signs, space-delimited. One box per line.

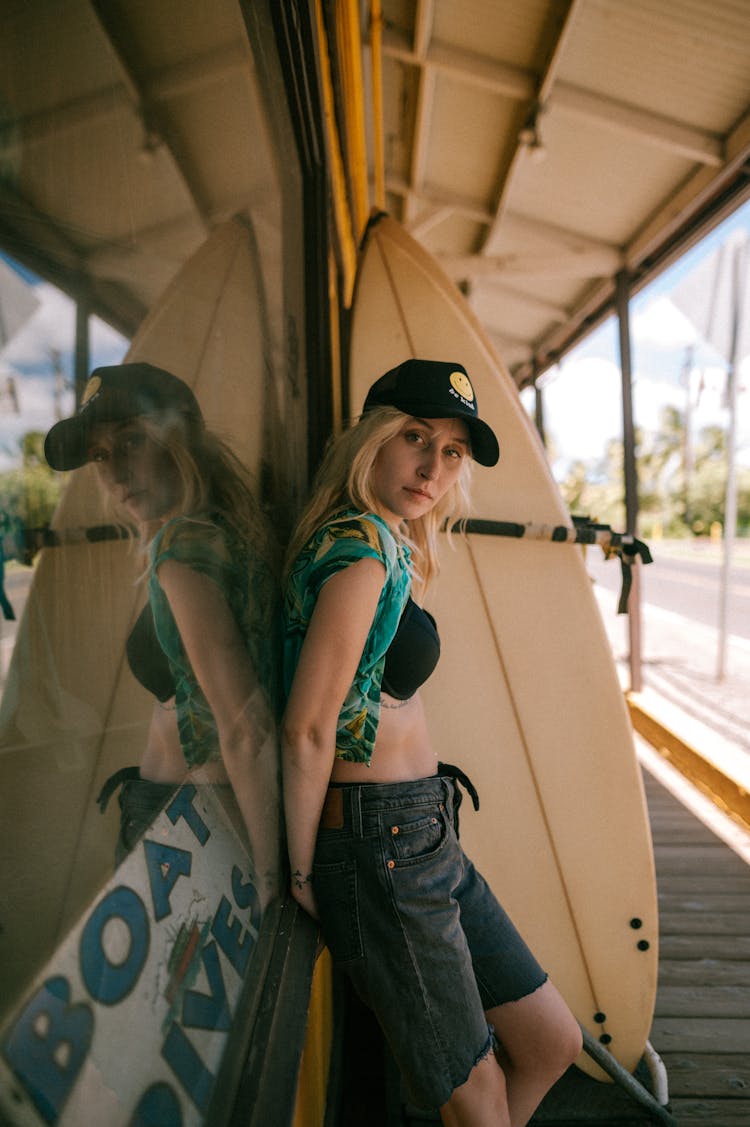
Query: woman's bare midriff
xmin=329 ymin=690 xmax=438 ymax=784
xmin=139 ymin=700 xmax=230 ymax=785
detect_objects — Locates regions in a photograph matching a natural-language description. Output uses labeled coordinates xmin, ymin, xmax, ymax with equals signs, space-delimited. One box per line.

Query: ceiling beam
xmin=388 ymin=178 xmax=622 ymax=267
xmin=511 ymin=151 xmax=750 ymax=388
xmin=413 ymin=0 xmax=434 ymax=58
xmin=0 ymin=185 xmax=145 ymax=337
xmin=87 ymin=0 xmax=212 ymax=228
xmin=438 ymin=244 xmax=622 ymax=281
xmin=15 ymin=43 xmax=249 ymax=148
xmin=627 ymin=106 xmax=750 ymax=270
xmin=382 ymin=24 xmax=725 ymax=172
xmin=404 ymin=0 xmax=437 ymax=227
xmin=473 ymin=279 xmax=569 ymax=323
xmin=383 ymin=28 xmax=533 ymax=100
xmin=482 ymin=0 xmax=584 ymax=253
xmin=386 ymin=175 xmax=494 ymax=224
xmin=408 ymin=204 xmax=453 ymax=239
xmin=554 ymin=85 xmax=723 ymax=167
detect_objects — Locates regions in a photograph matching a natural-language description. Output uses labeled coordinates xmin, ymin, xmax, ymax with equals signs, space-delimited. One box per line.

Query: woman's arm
xmin=156 ymin=559 xmax=280 ymax=901
xmin=281 ymin=556 xmax=386 ymax=919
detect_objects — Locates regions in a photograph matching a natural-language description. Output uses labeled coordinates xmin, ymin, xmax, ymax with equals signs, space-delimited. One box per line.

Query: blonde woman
xmin=44 ymin=362 xmax=279 ymax=895
xmin=282 ymin=359 xmax=582 ymax=1126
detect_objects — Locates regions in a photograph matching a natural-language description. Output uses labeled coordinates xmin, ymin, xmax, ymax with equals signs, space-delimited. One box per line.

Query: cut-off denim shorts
xmin=314 ymin=773 xmax=548 ymax=1110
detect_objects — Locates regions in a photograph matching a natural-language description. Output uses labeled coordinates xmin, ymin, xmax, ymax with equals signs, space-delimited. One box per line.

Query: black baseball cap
xmin=44 ymin=362 xmax=203 ymax=471
xmin=362 ymin=358 xmax=499 ymax=466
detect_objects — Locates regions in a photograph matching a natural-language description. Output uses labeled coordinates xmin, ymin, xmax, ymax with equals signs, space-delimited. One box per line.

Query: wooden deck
xmin=533 ymin=765 xmax=750 ymax=1125
xmin=645 ymin=768 xmax=750 ymax=1125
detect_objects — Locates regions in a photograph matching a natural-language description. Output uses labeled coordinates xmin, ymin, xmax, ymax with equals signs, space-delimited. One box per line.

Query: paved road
xmin=585 ymin=540 xmax=750 ymax=762
xmin=587 ymin=539 xmax=750 ymax=641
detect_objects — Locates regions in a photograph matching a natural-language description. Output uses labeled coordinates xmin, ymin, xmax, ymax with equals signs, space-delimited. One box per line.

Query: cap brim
xmin=381 ymin=397 xmax=500 ymax=466
xmin=44 ymin=415 xmax=93 ymax=471
xmin=466 ymin=418 xmax=500 ymax=467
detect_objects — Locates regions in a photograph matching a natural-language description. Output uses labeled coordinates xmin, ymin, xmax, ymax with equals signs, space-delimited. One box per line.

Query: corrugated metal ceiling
xmin=0 ymin=0 xmax=748 ymax=388
xmin=380 ymin=0 xmax=750 ymax=383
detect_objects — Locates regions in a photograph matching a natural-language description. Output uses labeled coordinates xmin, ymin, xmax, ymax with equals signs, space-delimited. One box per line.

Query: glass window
xmin=0 ymin=3 xmax=305 ymax=1119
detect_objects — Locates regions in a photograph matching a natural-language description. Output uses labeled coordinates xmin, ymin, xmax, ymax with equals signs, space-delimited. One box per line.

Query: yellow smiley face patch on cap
xmin=450 ymin=370 xmax=474 ymax=403
xmin=81 ymin=375 xmax=102 ymax=405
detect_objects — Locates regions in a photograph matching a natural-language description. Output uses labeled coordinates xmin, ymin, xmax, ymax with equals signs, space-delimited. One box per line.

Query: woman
xmin=282 ymin=358 xmax=582 ymax=1126
xmin=44 ymin=361 xmax=280 ymax=896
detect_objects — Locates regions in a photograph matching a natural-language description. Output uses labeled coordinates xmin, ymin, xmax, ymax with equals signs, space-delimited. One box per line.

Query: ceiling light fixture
xmin=519 ymin=102 xmax=547 ymax=164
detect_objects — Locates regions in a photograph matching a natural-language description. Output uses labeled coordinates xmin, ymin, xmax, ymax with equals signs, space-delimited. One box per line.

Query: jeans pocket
xmin=313 ymin=859 xmax=364 ymax=963
xmin=389 ymin=806 xmax=449 ymax=866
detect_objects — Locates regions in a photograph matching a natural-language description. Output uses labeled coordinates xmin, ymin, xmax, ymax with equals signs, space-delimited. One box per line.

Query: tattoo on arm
xmin=293 ymin=869 xmax=314 ymax=891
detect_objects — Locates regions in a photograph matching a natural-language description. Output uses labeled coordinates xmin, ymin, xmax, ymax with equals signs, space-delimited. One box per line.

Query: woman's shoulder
xmin=287 ymin=508 xmax=407 ymax=601
xmin=150 ymin=512 xmax=231 ymax=566
xmin=321 ymin=508 xmax=403 ymax=560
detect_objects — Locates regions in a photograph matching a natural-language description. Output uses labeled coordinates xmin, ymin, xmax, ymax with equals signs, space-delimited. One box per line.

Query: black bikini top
xmin=127 ymin=594 xmax=439 ymax=706
xmin=126 ymin=602 xmax=176 ymax=703
xmin=381 ymin=597 xmax=440 ymax=701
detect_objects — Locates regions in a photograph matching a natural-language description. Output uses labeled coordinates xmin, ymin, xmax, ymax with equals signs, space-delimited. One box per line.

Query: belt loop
xmin=351 ymin=786 xmax=363 ymax=837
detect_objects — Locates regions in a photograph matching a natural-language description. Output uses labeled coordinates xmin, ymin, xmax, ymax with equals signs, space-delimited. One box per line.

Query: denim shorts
xmin=314 ymin=773 xmax=548 ymax=1110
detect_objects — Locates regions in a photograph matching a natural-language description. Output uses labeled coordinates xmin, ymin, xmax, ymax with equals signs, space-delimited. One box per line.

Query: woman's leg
xmin=439 ymin=1051 xmax=510 ymax=1126
xmin=436 ymin=979 xmax=580 ymax=1127
xmin=486 ymin=979 xmax=583 ymax=1126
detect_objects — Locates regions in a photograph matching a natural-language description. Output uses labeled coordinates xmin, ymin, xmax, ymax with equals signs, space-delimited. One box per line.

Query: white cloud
xmin=1 ymin=283 xmax=75 ymax=367
xmin=0 ymin=281 xmax=128 ymax=470
xmin=632 ymin=296 xmax=698 ymax=349
xmin=1 ymin=282 xmax=128 ymax=373
xmin=540 ymin=356 xmax=623 ymax=462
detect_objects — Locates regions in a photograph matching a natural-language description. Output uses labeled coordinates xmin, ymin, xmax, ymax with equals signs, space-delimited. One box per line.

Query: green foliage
xmin=0 ymin=430 xmax=62 ymax=550
xmin=558 ymin=441 xmax=626 ymax=530
xmin=556 ymin=406 xmax=750 ymax=538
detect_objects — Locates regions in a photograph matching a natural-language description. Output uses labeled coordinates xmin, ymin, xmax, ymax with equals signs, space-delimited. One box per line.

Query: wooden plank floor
xmin=645 ymin=770 xmax=750 ymax=1125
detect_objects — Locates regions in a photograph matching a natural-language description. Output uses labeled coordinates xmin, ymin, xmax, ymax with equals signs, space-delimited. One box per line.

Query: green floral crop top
xmin=282 ymin=509 xmax=412 ymax=764
xmin=148 ymin=513 xmax=279 ymax=767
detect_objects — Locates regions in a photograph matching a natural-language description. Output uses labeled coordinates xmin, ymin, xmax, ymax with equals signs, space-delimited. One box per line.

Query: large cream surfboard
xmin=0 ymin=216 xmax=287 ymax=1015
xmin=348 ymin=213 xmax=658 ymax=1079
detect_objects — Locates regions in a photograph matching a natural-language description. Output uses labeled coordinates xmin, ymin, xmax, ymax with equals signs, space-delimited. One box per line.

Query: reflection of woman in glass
xmin=282 ymin=359 xmax=582 ymax=1125
xmin=44 ymin=362 xmax=279 ymax=895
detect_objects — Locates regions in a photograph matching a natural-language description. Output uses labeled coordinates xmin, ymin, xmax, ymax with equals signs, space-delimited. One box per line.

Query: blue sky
xmin=0 ymin=274 xmax=128 ymax=468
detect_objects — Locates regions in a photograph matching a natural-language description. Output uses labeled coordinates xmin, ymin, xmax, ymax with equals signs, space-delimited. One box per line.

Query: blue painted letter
xmin=80 ymin=886 xmax=149 ymax=1004
xmin=2 ymin=976 xmax=93 ymax=1124
xmin=144 ymin=840 xmax=192 ymax=921
xmin=166 ymin=785 xmax=210 ymax=845
xmin=181 ymin=940 xmax=231 ymax=1031
xmin=128 ymin=1081 xmax=183 ymax=1126
xmin=211 ymin=896 xmax=254 ymax=979
xmin=161 ymin=1023 xmax=215 ymax=1113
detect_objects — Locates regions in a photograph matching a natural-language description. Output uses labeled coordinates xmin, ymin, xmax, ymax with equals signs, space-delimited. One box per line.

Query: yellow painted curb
xmin=626 ymin=694 xmax=750 ymax=831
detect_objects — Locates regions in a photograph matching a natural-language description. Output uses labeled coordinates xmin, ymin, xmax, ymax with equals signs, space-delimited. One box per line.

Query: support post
xmin=533 ymin=370 xmax=546 ymax=447
xmin=616 ymin=270 xmax=643 ymax=693
xmin=74 ymin=297 xmax=90 ymax=408
xmin=716 ymin=236 xmax=746 ymax=681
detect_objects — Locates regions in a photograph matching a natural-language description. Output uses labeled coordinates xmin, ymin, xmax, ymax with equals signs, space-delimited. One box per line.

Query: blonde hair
xmin=285 ymin=407 xmax=473 ymax=598
xmin=101 ymin=410 xmax=277 ymax=569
